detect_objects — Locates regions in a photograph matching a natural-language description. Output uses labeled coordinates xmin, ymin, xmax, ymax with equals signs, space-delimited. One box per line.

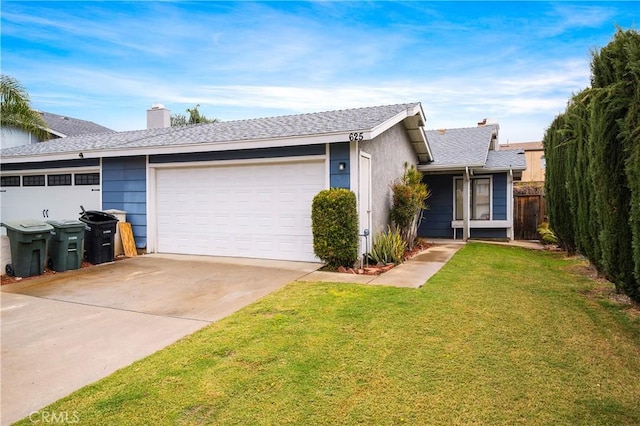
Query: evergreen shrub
xmin=311 ymin=188 xmax=358 ymax=268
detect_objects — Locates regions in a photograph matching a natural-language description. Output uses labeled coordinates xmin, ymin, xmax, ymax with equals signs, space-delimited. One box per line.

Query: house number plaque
xmin=349 ymin=132 xmax=364 ymax=141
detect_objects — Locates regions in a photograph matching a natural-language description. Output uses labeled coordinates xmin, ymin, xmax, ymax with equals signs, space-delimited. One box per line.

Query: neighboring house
xmin=0 ymin=110 xmax=114 ymax=149
xmin=0 ymin=102 xmax=525 ymax=269
xmin=418 ymin=123 xmax=526 ymax=240
xmin=500 ymin=141 xmax=544 ymax=183
xmin=1 ymin=103 xmax=431 ymax=266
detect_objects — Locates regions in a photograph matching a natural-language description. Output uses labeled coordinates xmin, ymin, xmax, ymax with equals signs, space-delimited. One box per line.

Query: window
xmin=454 ymin=177 xmax=491 ymax=220
xmin=472 ymin=178 xmax=490 ymax=220
xmin=0 ymin=176 xmax=20 ymax=187
xmin=455 ymin=179 xmax=464 ymax=220
xmin=23 ymin=175 xmax=45 ymax=186
xmin=48 ymin=174 xmax=72 ymax=186
xmin=75 ymin=173 xmax=100 ymax=186
xmin=541 ymin=155 xmax=546 ymax=170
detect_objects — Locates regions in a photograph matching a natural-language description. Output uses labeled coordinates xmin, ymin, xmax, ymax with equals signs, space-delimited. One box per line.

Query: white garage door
xmin=0 ymin=171 xmax=101 ymax=230
xmin=155 ymin=160 xmax=325 ymax=262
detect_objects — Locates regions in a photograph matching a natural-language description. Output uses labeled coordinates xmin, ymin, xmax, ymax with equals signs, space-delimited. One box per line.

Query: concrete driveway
xmin=0 ymin=254 xmax=319 ymax=425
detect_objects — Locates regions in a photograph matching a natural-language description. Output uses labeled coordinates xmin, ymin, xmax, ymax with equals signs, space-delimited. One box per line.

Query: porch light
xmin=338 ymin=162 xmax=346 ymax=171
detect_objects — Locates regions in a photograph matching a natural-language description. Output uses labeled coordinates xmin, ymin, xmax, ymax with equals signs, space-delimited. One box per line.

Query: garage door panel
xmin=0 ymin=179 xmax=100 ymax=229
xmin=156 ymin=160 xmax=324 ymax=262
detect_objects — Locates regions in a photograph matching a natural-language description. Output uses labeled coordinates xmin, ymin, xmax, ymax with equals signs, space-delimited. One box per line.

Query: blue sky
xmin=1 ymin=1 xmax=637 ymax=143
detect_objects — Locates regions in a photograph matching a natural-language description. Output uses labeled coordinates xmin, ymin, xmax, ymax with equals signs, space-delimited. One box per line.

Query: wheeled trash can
xmin=79 ymin=210 xmax=119 ymax=264
xmin=47 ymin=220 xmax=86 ymax=272
xmin=1 ymin=220 xmax=53 ymax=277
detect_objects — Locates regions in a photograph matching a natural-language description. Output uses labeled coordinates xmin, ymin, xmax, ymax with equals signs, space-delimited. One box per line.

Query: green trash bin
xmin=47 ymin=220 xmax=86 ymax=272
xmin=1 ymin=220 xmax=53 ymax=277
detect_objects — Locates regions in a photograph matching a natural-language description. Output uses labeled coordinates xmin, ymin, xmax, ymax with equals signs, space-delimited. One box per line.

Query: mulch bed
xmin=322 ymin=239 xmax=433 ymax=276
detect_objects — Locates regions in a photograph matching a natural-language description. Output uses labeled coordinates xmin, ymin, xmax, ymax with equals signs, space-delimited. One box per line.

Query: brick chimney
xmin=147 ymin=104 xmax=171 ymax=129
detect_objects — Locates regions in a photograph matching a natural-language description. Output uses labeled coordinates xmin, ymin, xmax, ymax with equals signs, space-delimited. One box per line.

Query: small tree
xmin=390 ymin=163 xmax=431 ymax=250
xmin=311 ymin=188 xmax=358 ymax=268
xmin=171 ymin=104 xmax=219 ymax=126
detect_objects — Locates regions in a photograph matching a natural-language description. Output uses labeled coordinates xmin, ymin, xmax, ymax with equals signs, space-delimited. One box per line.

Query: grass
xmin=16 ymin=243 xmax=640 ymax=425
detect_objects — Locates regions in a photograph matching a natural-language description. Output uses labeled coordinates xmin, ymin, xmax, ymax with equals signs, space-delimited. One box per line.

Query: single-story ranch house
xmin=0 ymin=102 xmax=525 ymax=267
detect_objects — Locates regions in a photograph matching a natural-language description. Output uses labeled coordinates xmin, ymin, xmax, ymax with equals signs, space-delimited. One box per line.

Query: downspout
xmin=463 ymin=167 xmax=470 ymax=241
xmin=508 ymin=168 xmax=514 ymax=240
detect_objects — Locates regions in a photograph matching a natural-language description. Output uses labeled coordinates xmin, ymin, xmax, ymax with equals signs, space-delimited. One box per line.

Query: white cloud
xmin=3 ymin=0 xmax=633 ymax=144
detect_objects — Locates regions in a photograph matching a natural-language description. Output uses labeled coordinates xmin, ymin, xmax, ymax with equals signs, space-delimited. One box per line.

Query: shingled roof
xmin=1 ymin=103 xmax=430 ymax=162
xmin=485 ymin=150 xmax=526 ymax=170
xmin=419 ymin=124 xmax=526 ymax=172
xmin=40 ymin=111 xmax=114 ymax=137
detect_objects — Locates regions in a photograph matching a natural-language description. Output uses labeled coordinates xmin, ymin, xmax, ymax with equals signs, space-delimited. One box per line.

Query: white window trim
xmin=452 ymin=175 xmax=493 ymax=222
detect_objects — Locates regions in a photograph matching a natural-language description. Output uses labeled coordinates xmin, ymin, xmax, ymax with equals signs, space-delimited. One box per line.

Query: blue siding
xmin=149 ymin=145 xmax=324 ymax=163
xmin=418 ymin=174 xmax=456 ymax=238
xmin=102 ymin=157 xmax=147 ymax=248
xmin=419 ymin=172 xmax=511 ymax=239
xmin=492 ymin=173 xmax=507 ymax=220
xmin=330 ymin=142 xmax=350 ymax=189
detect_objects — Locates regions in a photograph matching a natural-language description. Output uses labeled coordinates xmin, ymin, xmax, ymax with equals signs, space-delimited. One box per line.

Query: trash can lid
xmin=1 ymin=220 xmax=53 ymax=233
xmin=79 ymin=210 xmax=119 ymax=223
xmin=46 ymin=219 xmax=85 ymax=229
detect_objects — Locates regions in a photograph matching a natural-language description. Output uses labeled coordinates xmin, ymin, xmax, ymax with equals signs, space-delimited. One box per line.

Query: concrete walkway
xmin=298 ymin=241 xmax=465 ymax=288
xmin=297 ymin=239 xmax=545 ymax=288
xmin=473 ymin=239 xmax=545 ymax=250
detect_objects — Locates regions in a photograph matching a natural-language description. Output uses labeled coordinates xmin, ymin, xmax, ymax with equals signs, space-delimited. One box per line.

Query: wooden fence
xmin=514 ymin=194 xmax=547 ymax=240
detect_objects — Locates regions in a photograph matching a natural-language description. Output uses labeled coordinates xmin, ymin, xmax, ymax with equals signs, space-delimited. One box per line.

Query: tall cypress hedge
xmin=621 ymin=32 xmax=640 ymax=295
xmin=543 ymin=28 xmax=640 ymax=301
xmin=569 ymin=90 xmax=599 ymax=263
xmin=543 ymin=113 xmax=576 ymax=254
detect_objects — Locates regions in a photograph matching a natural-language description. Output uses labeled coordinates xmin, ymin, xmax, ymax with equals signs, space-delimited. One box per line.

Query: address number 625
xmin=349 ymin=132 xmax=364 ymax=142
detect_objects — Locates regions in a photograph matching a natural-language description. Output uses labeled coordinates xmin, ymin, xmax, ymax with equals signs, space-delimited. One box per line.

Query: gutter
xmin=417 ymin=163 xmax=485 ymax=172
xmin=0 ymin=130 xmax=360 ymax=164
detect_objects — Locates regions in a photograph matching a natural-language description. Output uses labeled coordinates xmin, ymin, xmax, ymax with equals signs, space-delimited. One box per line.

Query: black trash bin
xmin=79 ymin=210 xmax=119 ymax=264
xmin=47 ymin=220 xmax=86 ymax=272
xmin=1 ymin=220 xmax=53 ymax=277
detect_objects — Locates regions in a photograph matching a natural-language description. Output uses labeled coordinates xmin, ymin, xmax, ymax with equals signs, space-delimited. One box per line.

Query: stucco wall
xmin=360 ymin=123 xmax=418 ymax=237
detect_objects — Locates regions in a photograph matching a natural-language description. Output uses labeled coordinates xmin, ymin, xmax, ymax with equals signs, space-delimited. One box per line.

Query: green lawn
xmin=17 ymin=243 xmax=640 ymax=425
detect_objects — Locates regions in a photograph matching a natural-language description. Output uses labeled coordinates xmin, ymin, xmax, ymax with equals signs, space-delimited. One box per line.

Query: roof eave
xmin=369 ymin=102 xmax=432 ymax=162
xmin=43 ymin=128 xmax=67 ymax=138
xmin=0 ymin=131 xmax=355 ymax=164
xmin=418 ymin=164 xmax=485 ymax=173
xmin=479 ymin=166 xmax=527 ymax=173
